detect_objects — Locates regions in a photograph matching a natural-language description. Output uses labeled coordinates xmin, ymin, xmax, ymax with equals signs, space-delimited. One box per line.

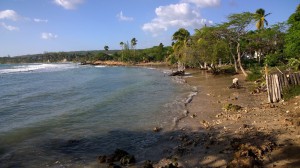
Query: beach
xmin=144 ymin=69 xmax=300 ymax=168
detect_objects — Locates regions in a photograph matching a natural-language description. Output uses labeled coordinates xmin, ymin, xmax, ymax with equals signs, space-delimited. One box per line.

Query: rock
xmin=112 ymin=149 xmax=129 ymax=161
xmin=190 ymin=114 xmax=197 ymax=118
xmin=162 ymin=163 xmax=179 ymax=168
xmin=108 ymin=163 xmax=121 ymax=168
xmin=97 ymin=155 xmax=107 ymax=163
xmin=143 ymin=160 xmax=154 ymax=168
xmin=153 ymin=127 xmax=162 ymax=132
xmin=120 ymin=155 xmax=136 ymax=166
xmin=169 ymin=71 xmax=184 ymax=76
xmin=183 ymin=110 xmax=189 ymax=116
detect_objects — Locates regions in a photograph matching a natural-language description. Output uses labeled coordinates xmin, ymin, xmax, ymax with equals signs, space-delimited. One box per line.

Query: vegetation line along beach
xmin=0 ymin=1 xmax=300 ymax=168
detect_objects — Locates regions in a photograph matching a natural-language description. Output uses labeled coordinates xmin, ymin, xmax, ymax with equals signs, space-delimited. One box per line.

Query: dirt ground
xmin=152 ymin=70 xmax=300 ymax=168
xmin=97 ymin=69 xmax=300 ymax=168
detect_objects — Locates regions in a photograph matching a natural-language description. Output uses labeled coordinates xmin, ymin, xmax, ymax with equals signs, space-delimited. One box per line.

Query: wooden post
xmin=275 ymin=74 xmax=281 ymax=101
xmin=266 ymin=74 xmax=271 ymax=103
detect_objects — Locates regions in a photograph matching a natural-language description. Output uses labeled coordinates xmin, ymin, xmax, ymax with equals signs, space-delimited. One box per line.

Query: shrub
xmin=283 ymin=85 xmax=300 ymax=100
xmin=246 ymin=65 xmax=262 ymax=81
xmin=288 ymin=58 xmax=300 ymax=71
xmin=264 ymin=53 xmax=283 ymax=67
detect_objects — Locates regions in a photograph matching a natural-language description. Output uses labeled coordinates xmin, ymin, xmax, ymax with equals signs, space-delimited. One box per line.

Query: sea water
xmin=0 ymin=63 xmax=190 ymax=167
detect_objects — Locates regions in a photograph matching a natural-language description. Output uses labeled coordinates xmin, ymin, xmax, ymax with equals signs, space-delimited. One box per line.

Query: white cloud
xmin=181 ymin=0 xmax=220 ymax=7
xmin=34 ymin=18 xmax=48 ymax=23
xmin=54 ymin=0 xmax=84 ymax=10
xmin=41 ymin=32 xmax=58 ymax=40
xmin=0 ymin=22 xmax=19 ymax=31
xmin=116 ymin=11 xmax=134 ymax=21
xmin=142 ymin=3 xmax=213 ymax=36
xmin=0 ymin=10 xmax=19 ymax=21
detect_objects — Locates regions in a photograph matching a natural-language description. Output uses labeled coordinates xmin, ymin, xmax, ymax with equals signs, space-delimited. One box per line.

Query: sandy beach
xmin=93 ymin=67 xmax=300 ymax=168
xmin=148 ymin=69 xmax=300 ymax=168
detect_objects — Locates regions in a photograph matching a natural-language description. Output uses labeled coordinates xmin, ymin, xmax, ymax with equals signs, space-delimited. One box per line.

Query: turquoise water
xmin=0 ymin=63 xmax=190 ymax=167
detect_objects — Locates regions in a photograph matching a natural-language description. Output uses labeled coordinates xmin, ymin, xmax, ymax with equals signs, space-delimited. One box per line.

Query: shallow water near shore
xmin=0 ymin=63 xmax=191 ymax=167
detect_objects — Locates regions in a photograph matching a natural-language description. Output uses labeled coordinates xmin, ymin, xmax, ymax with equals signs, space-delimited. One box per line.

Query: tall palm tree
xmin=172 ymin=28 xmax=190 ymax=71
xmin=130 ymin=38 xmax=137 ymax=49
xmin=131 ymin=38 xmax=137 ymax=57
xmin=104 ymin=45 xmax=109 ymax=51
xmin=255 ymin=8 xmax=271 ymax=30
xmin=120 ymin=41 xmax=124 ymax=61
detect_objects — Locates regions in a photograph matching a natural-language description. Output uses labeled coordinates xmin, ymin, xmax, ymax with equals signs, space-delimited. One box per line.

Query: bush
xmin=283 ymin=85 xmax=300 ymax=100
xmin=246 ymin=65 xmax=262 ymax=81
xmin=219 ymin=65 xmax=237 ymax=75
xmin=288 ymin=58 xmax=300 ymax=71
xmin=264 ymin=53 xmax=284 ymax=67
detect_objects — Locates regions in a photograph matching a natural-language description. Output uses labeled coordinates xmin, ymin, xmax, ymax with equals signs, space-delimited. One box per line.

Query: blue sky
xmin=0 ymin=0 xmax=298 ymax=57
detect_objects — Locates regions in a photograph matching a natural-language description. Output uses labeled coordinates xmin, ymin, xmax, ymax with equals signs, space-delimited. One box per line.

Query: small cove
xmin=0 ymin=63 xmax=191 ymax=167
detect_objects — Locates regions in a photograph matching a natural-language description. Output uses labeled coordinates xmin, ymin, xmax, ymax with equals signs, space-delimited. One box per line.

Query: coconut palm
xmin=130 ymin=38 xmax=137 ymax=49
xmin=255 ymin=8 xmax=271 ymax=30
xmin=120 ymin=41 xmax=124 ymax=61
xmin=172 ymin=28 xmax=190 ymax=71
xmin=104 ymin=45 xmax=109 ymax=51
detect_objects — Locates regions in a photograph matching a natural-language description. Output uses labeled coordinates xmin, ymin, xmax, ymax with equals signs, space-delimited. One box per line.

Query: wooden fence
xmin=266 ymin=72 xmax=300 ymax=103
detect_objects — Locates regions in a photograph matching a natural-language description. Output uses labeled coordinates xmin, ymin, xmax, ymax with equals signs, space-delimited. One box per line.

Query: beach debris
xmin=190 ymin=114 xmax=197 ymax=118
xmin=120 ymin=155 xmax=136 ymax=166
xmin=153 ymin=127 xmax=162 ymax=132
xmin=185 ymin=92 xmax=198 ymax=105
xmin=223 ymin=103 xmax=242 ymax=112
xmin=183 ymin=110 xmax=189 ymax=116
xmin=229 ymin=78 xmax=240 ymax=89
xmin=200 ymin=120 xmax=210 ymax=129
xmin=169 ymin=70 xmax=185 ymax=76
xmin=143 ymin=160 xmax=154 ymax=168
xmin=108 ymin=163 xmax=121 ymax=168
xmin=98 ymin=149 xmax=135 ymax=166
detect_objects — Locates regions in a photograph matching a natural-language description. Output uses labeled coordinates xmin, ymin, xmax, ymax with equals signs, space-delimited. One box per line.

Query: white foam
xmin=94 ymin=65 xmax=107 ymax=68
xmin=0 ymin=63 xmax=77 ymax=74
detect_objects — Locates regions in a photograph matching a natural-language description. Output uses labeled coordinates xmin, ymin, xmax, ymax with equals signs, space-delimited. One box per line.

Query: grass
xmin=246 ymin=66 xmax=263 ymax=81
xmin=223 ymin=103 xmax=242 ymax=112
xmin=283 ymin=85 xmax=300 ymax=100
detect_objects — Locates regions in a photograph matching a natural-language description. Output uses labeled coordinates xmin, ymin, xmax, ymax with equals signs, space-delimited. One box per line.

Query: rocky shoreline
xmin=97 ymin=68 xmax=299 ymax=168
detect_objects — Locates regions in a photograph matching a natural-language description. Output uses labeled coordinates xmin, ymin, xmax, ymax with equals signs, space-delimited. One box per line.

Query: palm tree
xmin=131 ymin=38 xmax=137 ymax=57
xmin=120 ymin=41 xmax=124 ymax=61
xmin=172 ymin=28 xmax=190 ymax=71
xmin=130 ymin=38 xmax=137 ymax=49
xmin=255 ymin=8 xmax=271 ymax=30
xmin=104 ymin=45 xmax=109 ymax=51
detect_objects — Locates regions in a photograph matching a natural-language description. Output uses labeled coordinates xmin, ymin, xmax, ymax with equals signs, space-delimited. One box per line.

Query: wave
xmin=0 ymin=63 xmax=77 ymax=74
xmin=94 ymin=65 xmax=107 ymax=68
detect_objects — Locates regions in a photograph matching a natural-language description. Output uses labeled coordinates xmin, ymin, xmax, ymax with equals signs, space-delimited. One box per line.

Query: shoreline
xmin=148 ymin=69 xmax=300 ymax=168
xmin=94 ymin=64 xmax=299 ymax=168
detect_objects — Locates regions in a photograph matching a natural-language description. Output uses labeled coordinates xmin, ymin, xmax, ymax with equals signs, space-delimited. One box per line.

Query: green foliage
xmin=95 ymin=52 xmax=112 ymax=61
xmin=288 ymin=58 xmax=300 ymax=71
xmin=283 ymin=85 xmax=300 ymax=100
xmin=264 ymin=53 xmax=284 ymax=67
xmin=167 ymin=54 xmax=177 ymax=65
xmin=284 ymin=4 xmax=300 ymax=59
xmin=219 ymin=65 xmax=237 ymax=75
xmin=246 ymin=65 xmax=262 ymax=81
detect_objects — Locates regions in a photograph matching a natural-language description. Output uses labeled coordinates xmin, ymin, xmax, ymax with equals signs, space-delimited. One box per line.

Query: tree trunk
xmin=237 ymin=42 xmax=248 ymax=77
xmin=229 ymin=44 xmax=238 ymax=73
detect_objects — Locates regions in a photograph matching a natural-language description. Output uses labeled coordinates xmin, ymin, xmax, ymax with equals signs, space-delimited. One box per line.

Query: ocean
xmin=0 ymin=63 xmax=191 ymax=167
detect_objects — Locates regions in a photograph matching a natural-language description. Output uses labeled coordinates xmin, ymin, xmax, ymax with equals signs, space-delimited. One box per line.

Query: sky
xmin=0 ymin=0 xmax=298 ymax=57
